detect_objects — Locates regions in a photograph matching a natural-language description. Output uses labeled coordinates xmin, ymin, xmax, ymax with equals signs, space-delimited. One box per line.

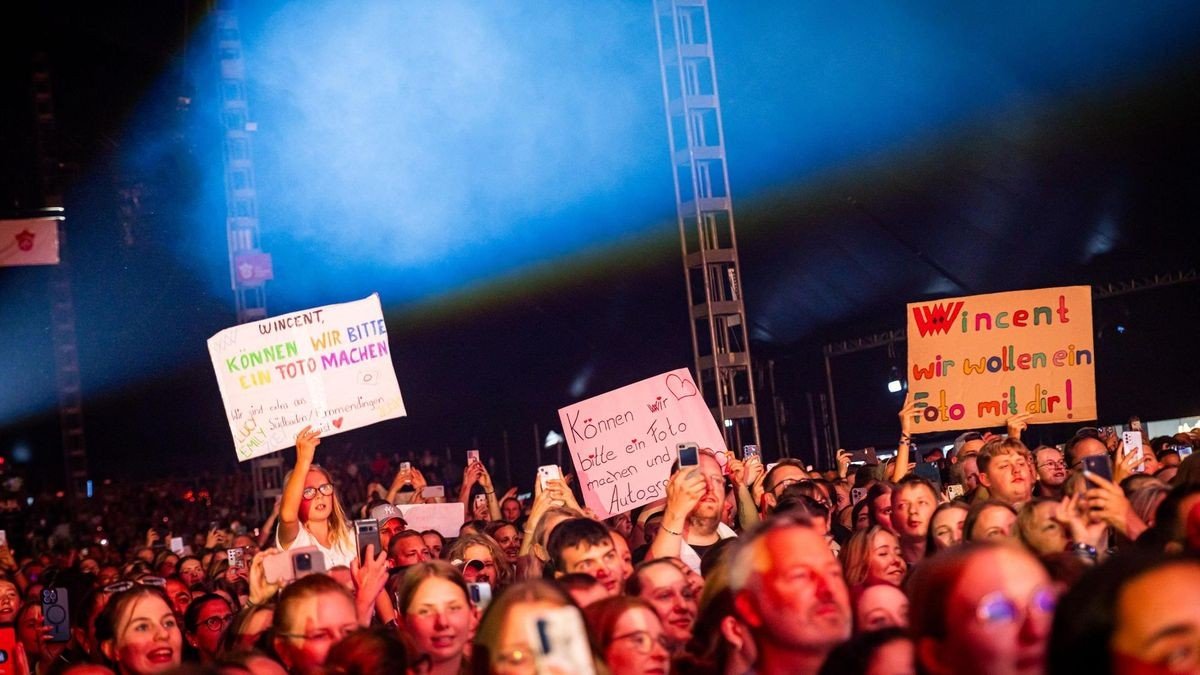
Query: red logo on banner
xmin=15 ymin=230 xmax=35 ymax=251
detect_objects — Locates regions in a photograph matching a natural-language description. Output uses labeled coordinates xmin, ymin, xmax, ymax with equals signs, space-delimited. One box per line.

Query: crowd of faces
xmin=1 ymin=423 xmax=1199 ymax=675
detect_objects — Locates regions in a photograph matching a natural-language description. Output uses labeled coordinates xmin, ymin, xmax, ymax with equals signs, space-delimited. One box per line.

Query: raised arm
xmin=890 ymin=397 xmax=918 ymax=483
xmin=277 ymin=425 xmax=320 ymax=549
xmin=647 ymin=468 xmax=706 ymax=560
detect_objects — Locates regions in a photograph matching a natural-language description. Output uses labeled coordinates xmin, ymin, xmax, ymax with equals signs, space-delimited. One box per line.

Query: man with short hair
xmin=1065 ymin=428 xmax=1110 ymax=469
xmin=977 ymin=438 xmax=1034 ymax=507
xmin=387 ymin=530 xmax=431 ymax=567
xmin=1033 ymin=446 xmax=1068 ymax=499
xmin=890 ymin=475 xmax=938 ymax=564
xmin=547 ymin=517 xmax=627 ymax=597
xmin=370 ymin=503 xmax=407 ymax=554
xmin=952 ymin=431 xmax=986 ymax=461
xmin=648 ymin=450 xmax=738 ymax=571
xmin=729 ymin=515 xmax=851 ymax=675
xmin=761 ymin=459 xmax=808 ymax=512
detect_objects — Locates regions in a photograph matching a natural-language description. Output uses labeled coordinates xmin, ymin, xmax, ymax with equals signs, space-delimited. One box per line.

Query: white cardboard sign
xmin=207 ymin=294 xmax=406 ymax=460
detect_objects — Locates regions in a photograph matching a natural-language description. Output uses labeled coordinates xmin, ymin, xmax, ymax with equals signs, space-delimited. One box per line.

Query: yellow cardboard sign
xmin=905 ymin=286 xmax=1096 ymax=432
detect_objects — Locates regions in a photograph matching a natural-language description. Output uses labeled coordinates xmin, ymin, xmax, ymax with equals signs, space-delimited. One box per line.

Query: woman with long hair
xmin=95 ymin=586 xmax=184 ymax=675
xmin=584 ymin=596 xmax=671 ymax=675
xmin=277 ymin=426 xmax=356 ymax=567
xmin=471 ymin=579 xmax=598 ymax=675
xmin=841 ymin=526 xmax=906 ymax=591
xmin=396 ymin=561 xmax=478 ymax=675
xmin=445 ymin=534 xmax=513 ymax=589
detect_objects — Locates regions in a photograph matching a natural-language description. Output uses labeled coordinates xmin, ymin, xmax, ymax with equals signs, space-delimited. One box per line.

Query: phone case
xmin=527 ymin=606 xmax=597 ymax=675
xmin=291 ymin=547 xmax=327 ymax=580
xmin=355 ymin=520 xmax=382 ymax=561
xmin=1082 ymin=455 xmax=1113 ymax=483
xmin=262 ymin=551 xmax=296 ymax=584
xmin=42 ymin=588 xmax=70 ymax=643
xmin=0 ymin=624 xmax=18 ymax=675
xmin=538 ymin=465 xmax=562 ymax=489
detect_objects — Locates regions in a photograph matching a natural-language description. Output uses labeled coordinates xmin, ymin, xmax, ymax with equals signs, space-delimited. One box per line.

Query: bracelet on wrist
xmin=661 ymin=524 xmax=683 ymax=537
xmin=899 ymin=433 xmax=912 ymax=444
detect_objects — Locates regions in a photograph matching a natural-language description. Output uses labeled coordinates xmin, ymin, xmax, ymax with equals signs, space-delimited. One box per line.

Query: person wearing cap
xmin=370 ymin=503 xmax=408 ymax=554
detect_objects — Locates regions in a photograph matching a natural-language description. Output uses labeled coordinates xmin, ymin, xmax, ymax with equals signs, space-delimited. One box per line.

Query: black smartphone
xmin=914 ymin=462 xmax=943 ymax=493
xmin=354 ymin=519 xmax=382 ymax=563
xmin=677 ymin=443 xmax=699 ymax=468
xmin=848 ymin=447 xmax=878 ymax=465
xmin=1081 ymin=455 xmax=1113 ymax=484
xmin=41 ymin=587 xmax=70 ymax=643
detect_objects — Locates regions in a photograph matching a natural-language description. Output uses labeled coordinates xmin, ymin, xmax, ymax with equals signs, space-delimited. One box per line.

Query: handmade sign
xmin=906 ymin=286 xmax=1096 ymax=433
xmin=208 ymin=294 xmax=406 ymax=461
xmin=557 ymin=368 xmax=727 ymax=519
xmin=398 ymin=503 xmax=465 ymax=539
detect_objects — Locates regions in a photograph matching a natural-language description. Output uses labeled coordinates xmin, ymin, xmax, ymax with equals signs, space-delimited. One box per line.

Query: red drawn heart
xmin=332 ymin=417 xmax=344 ymax=429
xmin=665 ymin=373 xmax=698 ymax=401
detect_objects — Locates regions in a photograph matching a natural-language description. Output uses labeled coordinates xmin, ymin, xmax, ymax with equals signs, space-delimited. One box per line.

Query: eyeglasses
xmin=976 ymin=587 xmax=1057 ymax=626
xmin=103 ymin=576 xmax=168 ymax=594
xmin=771 ymin=477 xmax=809 ymax=496
xmin=1037 ymin=460 xmax=1067 ymax=470
xmin=301 ymin=483 xmax=335 ymax=500
xmin=277 ymin=622 xmax=359 ymax=642
xmin=612 ymin=630 xmax=672 ymax=654
xmin=199 ymin=614 xmax=234 ymax=632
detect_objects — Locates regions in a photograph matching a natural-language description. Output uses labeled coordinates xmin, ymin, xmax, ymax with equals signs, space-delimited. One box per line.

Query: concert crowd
xmin=3 ymin=401 xmax=1200 ymax=675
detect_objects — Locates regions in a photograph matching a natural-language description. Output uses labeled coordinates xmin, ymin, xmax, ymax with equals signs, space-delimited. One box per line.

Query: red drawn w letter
xmin=912 ymin=301 xmax=964 ymax=337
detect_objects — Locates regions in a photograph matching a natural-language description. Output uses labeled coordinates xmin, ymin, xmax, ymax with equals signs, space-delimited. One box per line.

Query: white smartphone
xmin=526 ymin=605 xmax=597 ymax=675
xmin=0 ymin=529 xmax=7 ymax=548
xmin=1123 ymin=431 xmax=1144 ymax=473
xmin=850 ymin=487 xmax=868 ymax=505
xmin=474 ymin=493 xmax=488 ymax=510
xmin=468 ymin=582 xmax=493 ymax=611
xmin=421 ymin=485 xmax=445 ymax=499
xmin=467 ymin=449 xmax=481 ymax=465
xmin=538 ymin=464 xmax=562 ymax=490
xmin=169 ymin=537 xmax=185 ymax=554
xmin=946 ymin=483 xmax=965 ymax=500
xmin=400 ymin=461 xmax=411 ymax=473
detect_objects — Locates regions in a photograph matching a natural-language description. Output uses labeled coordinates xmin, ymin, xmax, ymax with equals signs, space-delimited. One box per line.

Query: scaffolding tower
xmin=214 ymin=1 xmax=281 ymax=519
xmin=653 ymin=0 xmax=759 ymax=451
xmin=30 ymin=52 xmax=89 ymax=499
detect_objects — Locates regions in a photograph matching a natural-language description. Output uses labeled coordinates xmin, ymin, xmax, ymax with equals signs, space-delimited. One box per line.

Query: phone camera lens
xmin=296 ymin=554 xmax=312 ymax=571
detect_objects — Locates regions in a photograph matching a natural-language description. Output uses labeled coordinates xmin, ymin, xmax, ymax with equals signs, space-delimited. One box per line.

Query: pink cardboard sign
xmin=557 ymin=368 xmax=727 ymax=519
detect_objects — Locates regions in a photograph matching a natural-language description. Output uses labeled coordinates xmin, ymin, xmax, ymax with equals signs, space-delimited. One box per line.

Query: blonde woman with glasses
xmin=277 ymin=425 xmax=356 ymax=567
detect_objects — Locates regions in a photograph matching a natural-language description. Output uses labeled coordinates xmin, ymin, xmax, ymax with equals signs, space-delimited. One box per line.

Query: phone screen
xmin=677 ymin=443 xmax=699 ymax=467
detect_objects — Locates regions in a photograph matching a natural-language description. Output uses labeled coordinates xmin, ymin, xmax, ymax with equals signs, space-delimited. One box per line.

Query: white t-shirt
xmin=276 ymin=525 xmax=357 ymax=569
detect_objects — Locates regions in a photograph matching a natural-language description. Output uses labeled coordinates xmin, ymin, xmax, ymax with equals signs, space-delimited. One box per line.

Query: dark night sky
xmin=3 ymin=2 xmax=1200 ymax=492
